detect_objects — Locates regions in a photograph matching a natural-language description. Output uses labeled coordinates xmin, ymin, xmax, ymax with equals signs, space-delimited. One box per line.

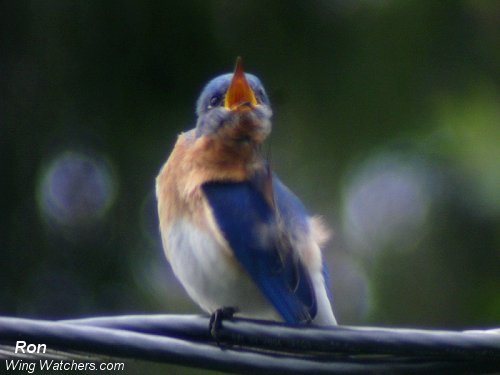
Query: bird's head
xmin=195 ymin=58 xmax=272 ymax=145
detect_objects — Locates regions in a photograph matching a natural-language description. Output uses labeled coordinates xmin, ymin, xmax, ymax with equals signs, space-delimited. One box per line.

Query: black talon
xmin=209 ymin=306 xmax=237 ymax=346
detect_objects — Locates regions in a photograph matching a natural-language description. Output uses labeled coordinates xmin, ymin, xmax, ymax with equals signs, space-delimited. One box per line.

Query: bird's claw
xmin=209 ymin=306 xmax=237 ymax=347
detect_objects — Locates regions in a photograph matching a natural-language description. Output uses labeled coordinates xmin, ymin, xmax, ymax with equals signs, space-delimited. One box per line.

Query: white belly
xmin=164 ymin=219 xmax=280 ymax=320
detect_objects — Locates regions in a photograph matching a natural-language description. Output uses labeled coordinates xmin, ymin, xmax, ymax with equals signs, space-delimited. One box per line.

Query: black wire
xmin=0 ymin=315 xmax=498 ymax=374
xmin=63 ymin=314 xmax=500 ymax=360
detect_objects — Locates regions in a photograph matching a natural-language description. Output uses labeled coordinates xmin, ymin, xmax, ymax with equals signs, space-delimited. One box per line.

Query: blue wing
xmin=273 ymin=177 xmax=335 ymax=306
xmin=202 ymin=175 xmax=317 ymax=324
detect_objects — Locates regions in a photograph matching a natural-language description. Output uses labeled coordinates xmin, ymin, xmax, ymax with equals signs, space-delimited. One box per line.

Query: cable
xmin=0 ymin=315 xmax=498 ymax=374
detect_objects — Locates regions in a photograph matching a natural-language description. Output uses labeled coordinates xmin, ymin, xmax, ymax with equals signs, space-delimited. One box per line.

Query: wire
xmin=0 ymin=315 xmax=498 ymax=374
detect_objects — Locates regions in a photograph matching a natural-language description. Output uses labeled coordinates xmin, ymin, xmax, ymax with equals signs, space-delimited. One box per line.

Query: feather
xmin=202 ymin=178 xmax=317 ymax=324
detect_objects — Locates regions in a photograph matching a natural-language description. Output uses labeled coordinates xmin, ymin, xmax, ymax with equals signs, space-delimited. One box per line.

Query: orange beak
xmin=224 ymin=57 xmax=257 ymax=110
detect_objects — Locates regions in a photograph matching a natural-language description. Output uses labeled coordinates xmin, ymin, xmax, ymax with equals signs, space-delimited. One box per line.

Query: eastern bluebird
xmin=156 ymin=58 xmax=337 ymax=325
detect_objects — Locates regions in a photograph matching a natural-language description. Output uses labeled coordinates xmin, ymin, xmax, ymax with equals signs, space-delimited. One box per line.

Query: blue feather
xmin=273 ymin=177 xmax=334 ymax=305
xmin=202 ymin=178 xmax=317 ymax=324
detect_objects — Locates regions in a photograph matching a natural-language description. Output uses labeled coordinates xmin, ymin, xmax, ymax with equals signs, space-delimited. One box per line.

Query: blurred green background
xmin=1 ymin=0 xmax=499 ymax=372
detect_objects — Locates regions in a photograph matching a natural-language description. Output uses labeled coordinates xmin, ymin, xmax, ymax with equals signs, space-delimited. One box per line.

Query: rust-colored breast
xmin=156 ymin=130 xmax=266 ymax=233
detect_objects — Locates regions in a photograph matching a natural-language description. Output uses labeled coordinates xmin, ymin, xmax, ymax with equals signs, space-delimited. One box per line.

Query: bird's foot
xmin=209 ymin=306 xmax=237 ymax=347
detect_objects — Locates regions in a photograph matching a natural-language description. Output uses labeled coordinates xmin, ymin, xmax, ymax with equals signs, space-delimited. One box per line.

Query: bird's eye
xmin=208 ymin=94 xmax=222 ymax=108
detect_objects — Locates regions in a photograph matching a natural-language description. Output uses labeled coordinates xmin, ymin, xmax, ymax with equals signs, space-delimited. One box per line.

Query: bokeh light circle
xmin=37 ymin=151 xmax=117 ymax=229
xmin=342 ymin=152 xmax=432 ymax=255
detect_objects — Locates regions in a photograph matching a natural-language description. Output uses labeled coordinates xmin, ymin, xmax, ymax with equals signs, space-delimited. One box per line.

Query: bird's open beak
xmin=224 ymin=57 xmax=257 ymax=110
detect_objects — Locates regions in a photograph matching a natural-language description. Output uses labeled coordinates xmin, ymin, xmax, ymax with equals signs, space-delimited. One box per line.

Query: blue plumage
xmin=202 ymin=177 xmax=317 ymax=323
xmin=157 ymin=58 xmax=337 ymax=325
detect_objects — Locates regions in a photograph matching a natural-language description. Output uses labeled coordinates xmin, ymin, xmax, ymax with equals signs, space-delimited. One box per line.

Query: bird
xmin=156 ymin=58 xmax=337 ymax=326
